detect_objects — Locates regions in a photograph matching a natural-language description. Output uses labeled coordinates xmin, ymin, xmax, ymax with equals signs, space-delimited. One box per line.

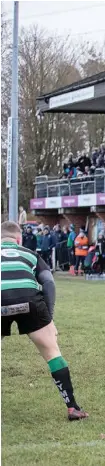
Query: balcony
xmin=34 ymin=170 xmax=105 ymax=199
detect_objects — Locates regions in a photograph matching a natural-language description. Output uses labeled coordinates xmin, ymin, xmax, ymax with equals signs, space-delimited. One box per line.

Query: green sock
xmin=48 ymin=356 xmax=68 ymax=373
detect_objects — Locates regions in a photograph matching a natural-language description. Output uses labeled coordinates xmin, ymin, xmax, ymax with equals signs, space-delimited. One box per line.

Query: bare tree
xmin=18 ymin=28 xmax=86 ymax=207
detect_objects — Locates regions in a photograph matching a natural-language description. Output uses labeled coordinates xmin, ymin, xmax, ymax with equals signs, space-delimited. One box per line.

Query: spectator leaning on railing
xmin=62 ymin=145 xmax=105 ymax=181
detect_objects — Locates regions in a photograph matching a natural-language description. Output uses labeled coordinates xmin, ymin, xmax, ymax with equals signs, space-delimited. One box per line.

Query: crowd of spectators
xmin=22 ymin=222 xmax=105 ymax=274
xmin=63 ymin=144 xmax=105 ymax=180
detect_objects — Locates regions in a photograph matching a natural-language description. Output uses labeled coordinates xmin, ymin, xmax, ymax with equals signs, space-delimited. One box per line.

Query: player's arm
xmin=35 ymin=254 xmax=56 ymax=318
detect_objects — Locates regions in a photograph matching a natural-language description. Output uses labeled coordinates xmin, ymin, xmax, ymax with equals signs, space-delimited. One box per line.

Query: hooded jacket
xmin=75 ymin=234 xmax=88 ymax=257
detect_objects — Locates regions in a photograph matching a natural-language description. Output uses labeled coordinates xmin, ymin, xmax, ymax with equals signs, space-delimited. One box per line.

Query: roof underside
xmin=37 ymin=71 xmax=105 ymax=114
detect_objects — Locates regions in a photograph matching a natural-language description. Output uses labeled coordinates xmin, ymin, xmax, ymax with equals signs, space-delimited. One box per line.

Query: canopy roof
xmin=37 ymin=71 xmax=105 ymax=114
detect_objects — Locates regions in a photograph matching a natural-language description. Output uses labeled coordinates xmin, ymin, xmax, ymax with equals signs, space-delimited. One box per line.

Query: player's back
xmin=1 ymin=241 xmax=39 ymax=306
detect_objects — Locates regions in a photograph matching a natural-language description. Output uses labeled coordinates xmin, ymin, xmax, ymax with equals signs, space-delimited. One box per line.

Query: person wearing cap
xmin=22 ymin=225 xmax=37 ymax=251
xmin=41 ymin=226 xmax=55 ymax=269
xmin=74 ymin=228 xmax=88 ymax=274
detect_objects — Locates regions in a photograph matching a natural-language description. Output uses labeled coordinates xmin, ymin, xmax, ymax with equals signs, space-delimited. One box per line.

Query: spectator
xmin=36 ymin=228 xmax=43 ymax=250
xmin=84 ymin=166 xmax=90 ymax=176
xmin=41 ymin=226 xmax=55 ymax=269
xmin=22 ymin=225 xmax=37 ymax=251
xmin=63 ymin=163 xmax=70 ymax=178
xmin=77 ymin=155 xmax=85 ymax=173
xmin=62 ymin=226 xmax=70 ymax=239
xmin=84 ymin=154 xmax=91 ymax=168
xmin=67 ymin=224 xmax=76 ymax=266
xmin=68 ymin=152 xmax=73 ymax=165
xmin=97 ymin=230 xmax=105 ymax=253
xmin=19 ymin=206 xmax=27 ymax=228
xmin=54 ymin=224 xmax=66 ymax=268
xmin=90 ymin=165 xmax=95 ymax=175
xmin=74 ymin=228 xmax=88 ymax=275
xmin=71 ymin=166 xmax=77 ymax=178
xmin=95 ymin=232 xmax=105 ymax=274
xmin=55 ymin=224 xmax=66 ymax=244
xmin=96 ymin=153 xmax=104 ymax=168
xmin=92 ymin=148 xmax=98 ymax=166
xmin=76 ymin=167 xmax=83 ymax=178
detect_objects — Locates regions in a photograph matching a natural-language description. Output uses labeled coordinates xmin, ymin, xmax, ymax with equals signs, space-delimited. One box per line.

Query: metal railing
xmin=34 ymin=172 xmax=105 ymax=198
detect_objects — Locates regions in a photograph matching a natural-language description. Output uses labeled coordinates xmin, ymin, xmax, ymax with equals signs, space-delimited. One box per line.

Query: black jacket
xmin=55 ymin=230 xmax=66 ymax=247
xmin=22 ymin=232 xmax=37 ymax=251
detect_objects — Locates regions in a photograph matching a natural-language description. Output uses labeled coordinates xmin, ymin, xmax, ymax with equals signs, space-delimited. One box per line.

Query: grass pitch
xmin=1 ymin=277 xmax=105 ymax=466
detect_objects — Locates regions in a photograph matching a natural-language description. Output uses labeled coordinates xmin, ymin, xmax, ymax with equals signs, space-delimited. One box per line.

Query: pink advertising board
xmin=61 ymin=196 xmax=78 ymax=208
xmin=97 ymin=193 xmax=105 ymax=205
xmin=30 ymin=193 xmax=105 ymax=210
xmin=30 ymin=198 xmax=46 ymax=209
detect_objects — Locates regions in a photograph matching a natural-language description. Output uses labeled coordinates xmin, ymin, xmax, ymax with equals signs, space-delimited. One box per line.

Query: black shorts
xmin=1 ymin=291 xmax=51 ymax=336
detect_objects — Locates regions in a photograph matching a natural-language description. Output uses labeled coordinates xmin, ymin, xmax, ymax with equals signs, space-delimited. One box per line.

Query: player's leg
xmin=28 ymin=320 xmax=60 ymax=360
xmin=28 ymin=321 xmax=89 ymax=421
xmin=17 ymin=293 xmax=88 ymax=421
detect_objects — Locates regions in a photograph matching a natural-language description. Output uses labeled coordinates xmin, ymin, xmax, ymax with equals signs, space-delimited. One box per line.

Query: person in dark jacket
xmin=96 ymin=232 xmax=105 ymax=273
xmin=55 ymin=224 xmax=66 ymax=268
xmin=55 ymin=224 xmax=66 ymax=245
xmin=41 ymin=226 xmax=55 ymax=269
xmin=22 ymin=225 xmax=37 ymax=251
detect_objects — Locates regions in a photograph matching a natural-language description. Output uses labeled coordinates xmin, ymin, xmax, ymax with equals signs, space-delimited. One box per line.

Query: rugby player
xmin=1 ymin=221 xmax=89 ymax=421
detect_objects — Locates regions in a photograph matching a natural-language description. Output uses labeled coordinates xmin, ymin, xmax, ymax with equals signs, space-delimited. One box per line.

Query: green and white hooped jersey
xmin=1 ymin=242 xmax=40 ymax=306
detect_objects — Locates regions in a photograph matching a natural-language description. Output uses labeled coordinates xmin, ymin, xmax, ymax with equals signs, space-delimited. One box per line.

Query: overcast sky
xmin=2 ymin=1 xmax=105 ymax=45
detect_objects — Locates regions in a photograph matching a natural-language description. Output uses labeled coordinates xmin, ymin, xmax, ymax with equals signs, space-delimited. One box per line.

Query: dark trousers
xmin=75 ymin=256 xmax=85 ymax=272
xmin=42 ymin=251 xmax=52 ymax=269
xmin=68 ymin=248 xmax=75 ymax=266
xmin=98 ymin=255 xmax=105 ymax=274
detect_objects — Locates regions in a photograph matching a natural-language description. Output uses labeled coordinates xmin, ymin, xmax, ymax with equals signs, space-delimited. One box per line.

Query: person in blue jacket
xmin=41 ymin=226 xmax=55 ymax=269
